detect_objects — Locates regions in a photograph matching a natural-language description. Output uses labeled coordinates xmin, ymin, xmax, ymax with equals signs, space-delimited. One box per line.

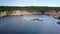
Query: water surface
xmin=0 ymin=15 xmax=60 ymax=34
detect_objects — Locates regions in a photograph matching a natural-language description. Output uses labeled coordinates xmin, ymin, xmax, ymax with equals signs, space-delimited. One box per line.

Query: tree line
xmin=0 ymin=6 xmax=60 ymax=14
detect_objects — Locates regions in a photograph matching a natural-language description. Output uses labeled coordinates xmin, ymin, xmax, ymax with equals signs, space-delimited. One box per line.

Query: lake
xmin=0 ymin=15 xmax=60 ymax=34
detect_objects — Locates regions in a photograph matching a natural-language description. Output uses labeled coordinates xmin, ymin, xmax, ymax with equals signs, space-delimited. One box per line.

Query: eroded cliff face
xmin=0 ymin=10 xmax=60 ymax=20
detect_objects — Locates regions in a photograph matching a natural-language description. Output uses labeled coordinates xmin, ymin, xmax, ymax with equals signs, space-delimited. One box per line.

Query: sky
xmin=0 ymin=0 xmax=60 ymax=7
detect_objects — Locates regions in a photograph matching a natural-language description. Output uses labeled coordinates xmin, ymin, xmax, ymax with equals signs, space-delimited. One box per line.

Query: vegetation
xmin=6 ymin=11 xmax=12 ymax=14
xmin=0 ymin=6 xmax=60 ymax=14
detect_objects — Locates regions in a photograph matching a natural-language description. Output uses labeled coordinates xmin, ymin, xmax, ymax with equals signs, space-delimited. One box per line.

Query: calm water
xmin=0 ymin=15 xmax=60 ymax=34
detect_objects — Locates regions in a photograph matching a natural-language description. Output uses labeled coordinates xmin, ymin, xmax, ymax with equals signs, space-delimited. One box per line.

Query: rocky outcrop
xmin=0 ymin=14 xmax=2 ymax=17
xmin=21 ymin=10 xmax=31 ymax=15
xmin=44 ymin=10 xmax=57 ymax=15
xmin=11 ymin=10 xmax=22 ymax=16
xmin=32 ymin=11 xmax=42 ymax=15
xmin=57 ymin=11 xmax=60 ymax=19
xmin=44 ymin=10 xmax=57 ymax=17
xmin=11 ymin=10 xmax=32 ymax=16
xmin=44 ymin=10 xmax=60 ymax=19
xmin=0 ymin=11 xmax=7 ymax=17
xmin=57 ymin=11 xmax=60 ymax=16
